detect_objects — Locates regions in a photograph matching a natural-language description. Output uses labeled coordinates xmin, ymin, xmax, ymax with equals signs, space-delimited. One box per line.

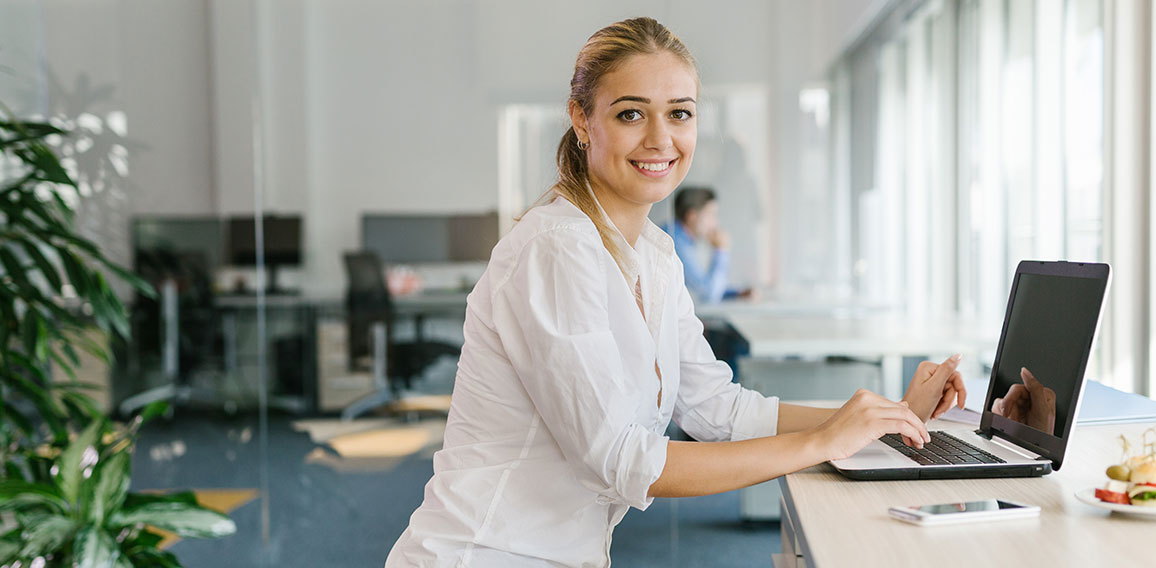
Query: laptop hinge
xmin=986 ymin=434 xmax=1043 ymax=460
xmin=973 ymin=428 xmax=992 ymax=440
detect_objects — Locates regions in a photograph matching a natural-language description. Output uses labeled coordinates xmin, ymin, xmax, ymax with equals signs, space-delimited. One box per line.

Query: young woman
xmin=385 ymin=17 xmax=965 ymax=567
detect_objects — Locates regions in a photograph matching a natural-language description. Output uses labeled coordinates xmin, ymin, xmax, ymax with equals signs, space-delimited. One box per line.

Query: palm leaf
xmin=0 ymin=247 xmax=30 ymax=291
xmin=0 ymin=400 xmax=36 ymax=437
xmin=124 ymin=546 xmax=182 ymax=568
xmin=122 ymin=490 xmax=198 ymax=509
xmin=108 ymin=502 xmax=236 ymax=539
xmin=0 ymin=480 xmax=67 ymax=516
xmin=0 ymin=538 xmax=18 ymax=564
xmin=58 ymin=419 xmax=103 ymax=506
xmin=58 ymin=248 xmax=91 ymax=299
xmin=18 ymin=514 xmax=78 ymax=559
xmin=3 ymin=363 xmax=68 ymax=442
xmin=99 ymin=260 xmax=155 ymax=298
xmin=19 ymin=239 xmax=64 ymax=293
xmin=73 ymin=526 xmax=121 ymax=568
xmin=88 ymin=451 xmax=130 ymax=525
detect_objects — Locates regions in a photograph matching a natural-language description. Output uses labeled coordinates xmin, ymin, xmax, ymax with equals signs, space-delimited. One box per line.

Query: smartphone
xmin=887 ymin=499 xmax=1040 ymax=525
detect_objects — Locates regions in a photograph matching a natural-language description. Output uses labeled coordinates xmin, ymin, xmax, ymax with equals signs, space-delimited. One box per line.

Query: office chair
xmin=118 ymin=249 xmax=225 ymax=417
xmin=340 ymin=251 xmax=460 ymax=421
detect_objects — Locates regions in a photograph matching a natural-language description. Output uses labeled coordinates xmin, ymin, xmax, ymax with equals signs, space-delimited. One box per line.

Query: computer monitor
xmin=226 ymin=215 xmax=303 ymax=293
xmin=132 ymin=216 xmax=224 ymax=271
xmin=361 ymin=212 xmax=499 ymax=264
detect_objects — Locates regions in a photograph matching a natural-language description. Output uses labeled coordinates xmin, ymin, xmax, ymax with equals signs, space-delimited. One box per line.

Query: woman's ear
xmin=568 ymin=100 xmax=590 ymax=146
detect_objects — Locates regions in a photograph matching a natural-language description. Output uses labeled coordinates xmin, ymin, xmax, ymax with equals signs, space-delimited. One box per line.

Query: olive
xmin=1107 ymin=464 xmax=1131 ymax=481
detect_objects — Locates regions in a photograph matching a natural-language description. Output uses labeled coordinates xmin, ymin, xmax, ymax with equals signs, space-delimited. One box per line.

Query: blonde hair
xmin=525 ymin=17 xmax=698 ymax=278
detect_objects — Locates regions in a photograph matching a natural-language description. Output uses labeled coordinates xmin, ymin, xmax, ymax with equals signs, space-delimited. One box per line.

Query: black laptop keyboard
xmin=879 ymin=431 xmax=1006 ymax=466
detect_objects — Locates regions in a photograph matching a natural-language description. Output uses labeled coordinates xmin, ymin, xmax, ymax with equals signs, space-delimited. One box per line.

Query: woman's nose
xmin=643 ymin=120 xmax=673 ymax=151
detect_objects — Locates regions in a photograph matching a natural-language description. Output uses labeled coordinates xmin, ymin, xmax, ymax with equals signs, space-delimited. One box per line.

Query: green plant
xmin=0 ymin=104 xmax=236 ymax=566
xmin=0 ymin=418 xmax=235 ymax=567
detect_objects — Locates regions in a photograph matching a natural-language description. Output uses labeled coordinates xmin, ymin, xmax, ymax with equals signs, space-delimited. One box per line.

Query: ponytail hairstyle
xmin=526 ymin=17 xmax=698 ymax=279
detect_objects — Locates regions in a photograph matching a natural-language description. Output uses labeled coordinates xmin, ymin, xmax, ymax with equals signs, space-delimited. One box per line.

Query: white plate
xmin=1075 ymin=488 xmax=1156 ymax=518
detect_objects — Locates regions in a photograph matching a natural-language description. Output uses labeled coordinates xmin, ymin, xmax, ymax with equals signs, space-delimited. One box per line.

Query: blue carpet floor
xmin=130 ymin=413 xmax=779 ymax=567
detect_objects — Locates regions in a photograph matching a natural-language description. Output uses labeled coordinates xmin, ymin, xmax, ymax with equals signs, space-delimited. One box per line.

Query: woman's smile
xmin=630 ymin=158 xmax=678 ymax=176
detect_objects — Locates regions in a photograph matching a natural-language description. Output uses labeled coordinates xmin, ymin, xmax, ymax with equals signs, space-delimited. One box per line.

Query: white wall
xmin=0 ymin=0 xmax=216 ymax=291
xmin=258 ymin=0 xmax=880 ymax=296
xmin=2 ymin=0 xmax=882 ymax=298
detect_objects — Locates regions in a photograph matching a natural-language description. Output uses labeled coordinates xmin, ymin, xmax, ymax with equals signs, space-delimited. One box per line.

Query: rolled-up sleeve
xmin=672 ymin=276 xmax=779 ymax=442
xmin=489 ymin=227 xmax=667 ymax=510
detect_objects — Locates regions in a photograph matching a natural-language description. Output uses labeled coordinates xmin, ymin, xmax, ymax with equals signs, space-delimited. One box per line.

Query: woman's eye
xmin=671 ymin=109 xmax=693 ymax=120
xmin=617 ymin=109 xmax=643 ymax=122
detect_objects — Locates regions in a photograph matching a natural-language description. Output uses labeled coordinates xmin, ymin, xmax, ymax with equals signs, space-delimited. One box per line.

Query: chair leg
xmin=340 ymin=388 xmax=395 ymax=421
xmin=339 ymin=321 xmax=393 ymax=421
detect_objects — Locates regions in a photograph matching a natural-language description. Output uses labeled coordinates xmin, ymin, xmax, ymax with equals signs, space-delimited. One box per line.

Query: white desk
xmin=725 ymin=313 xmax=1000 ymax=400
xmin=694 ymin=297 xmax=895 ymax=320
xmin=392 ymin=290 xmax=469 ymax=316
xmin=776 ymin=419 xmax=1156 ymax=568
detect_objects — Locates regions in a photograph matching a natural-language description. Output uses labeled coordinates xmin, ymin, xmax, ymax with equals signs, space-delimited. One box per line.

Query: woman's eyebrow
xmin=610 ymin=95 xmax=697 ymax=105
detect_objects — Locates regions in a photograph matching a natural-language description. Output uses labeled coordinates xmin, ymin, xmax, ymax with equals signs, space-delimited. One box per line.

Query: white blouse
xmin=385 ymin=196 xmax=779 ymax=567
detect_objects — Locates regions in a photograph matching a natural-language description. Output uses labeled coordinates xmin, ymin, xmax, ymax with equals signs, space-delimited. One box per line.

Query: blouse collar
xmin=585 ymin=183 xmax=674 ymax=339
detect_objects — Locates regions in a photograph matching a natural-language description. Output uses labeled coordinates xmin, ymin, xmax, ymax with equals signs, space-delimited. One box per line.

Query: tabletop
xmin=778 ymin=419 xmax=1156 ymax=567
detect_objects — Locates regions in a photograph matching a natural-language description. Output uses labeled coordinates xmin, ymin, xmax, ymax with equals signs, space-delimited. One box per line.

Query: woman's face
xmin=571 ymin=51 xmax=698 ymax=216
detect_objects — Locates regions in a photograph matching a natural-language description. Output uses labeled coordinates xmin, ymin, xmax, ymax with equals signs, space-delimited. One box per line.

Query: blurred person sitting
xmin=661 ymin=186 xmax=753 ymax=304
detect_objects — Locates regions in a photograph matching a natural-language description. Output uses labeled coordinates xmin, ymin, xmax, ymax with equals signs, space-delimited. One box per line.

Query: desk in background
xmin=776 ymin=418 xmax=1156 ymax=567
xmin=704 ymin=299 xmax=1000 ymax=400
xmin=116 ymin=289 xmax=469 ymax=415
xmin=214 ymin=294 xmax=321 ymax=413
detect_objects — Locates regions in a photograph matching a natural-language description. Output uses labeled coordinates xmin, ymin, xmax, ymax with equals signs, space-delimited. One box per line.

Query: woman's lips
xmin=630 ymin=159 xmax=676 ymax=177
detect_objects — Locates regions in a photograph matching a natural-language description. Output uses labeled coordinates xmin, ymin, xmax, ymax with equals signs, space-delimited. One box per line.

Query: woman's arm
xmin=649 ymin=389 xmax=929 ymax=498
xmin=776 ymin=403 xmax=838 ymax=434
xmin=649 ymin=431 xmax=824 ymax=498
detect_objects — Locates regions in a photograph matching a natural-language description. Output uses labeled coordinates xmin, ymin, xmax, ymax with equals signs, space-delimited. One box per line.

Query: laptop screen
xmin=984 ymin=265 xmax=1108 ymax=463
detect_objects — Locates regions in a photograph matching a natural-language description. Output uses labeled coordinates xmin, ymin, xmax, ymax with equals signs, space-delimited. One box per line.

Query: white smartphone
xmin=887 ymin=499 xmax=1040 ymax=526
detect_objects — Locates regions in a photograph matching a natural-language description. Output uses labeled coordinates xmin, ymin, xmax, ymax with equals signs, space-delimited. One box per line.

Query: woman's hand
xmin=903 ymin=354 xmax=967 ymax=422
xmin=812 ymin=389 xmax=931 ymax=461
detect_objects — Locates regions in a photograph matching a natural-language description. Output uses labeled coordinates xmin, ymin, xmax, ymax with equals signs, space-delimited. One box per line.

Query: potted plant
xmin=0 ymin=103 xmax=236 ymax=566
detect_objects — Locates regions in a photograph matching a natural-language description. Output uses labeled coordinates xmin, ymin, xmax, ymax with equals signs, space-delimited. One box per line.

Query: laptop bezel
xmin=977 ymin=260 xmax=1110 ymax=471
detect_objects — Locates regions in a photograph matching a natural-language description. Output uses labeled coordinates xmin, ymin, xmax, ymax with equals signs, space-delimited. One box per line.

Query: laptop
xmin=831 ymin=260 xmax=1111 ymax=480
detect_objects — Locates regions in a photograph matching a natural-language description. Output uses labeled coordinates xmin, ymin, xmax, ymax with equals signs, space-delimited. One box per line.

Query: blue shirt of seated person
xmin=661 ymin=187 xmax=746 ymax=304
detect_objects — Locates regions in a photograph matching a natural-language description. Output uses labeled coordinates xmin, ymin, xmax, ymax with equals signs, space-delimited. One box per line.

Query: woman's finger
xmin=886 ymin=419 xmax=928 ymax=448
xmin=932 ymin=394 xmax=954 ymax=419
xmin=933 ymin=380 xmax=963 ymax=418
xmin=888 ymin=406 xmax=930 ymax=443
xmin=928 ymin=353 xmax=962 ymax=388
xmin=949 ymin=370 xmax=967 ymax=408
xmin=932 ymin=384 xmax=956 ymax=417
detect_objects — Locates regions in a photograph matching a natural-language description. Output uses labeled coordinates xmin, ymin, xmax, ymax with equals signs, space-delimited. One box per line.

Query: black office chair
xmin=118 ymin=249 xmax=225 ymax=417
xmin=341 ymin=251 xmax=460 ymax=420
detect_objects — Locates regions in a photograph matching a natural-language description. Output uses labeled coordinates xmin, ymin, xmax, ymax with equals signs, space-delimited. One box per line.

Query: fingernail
xmin=951 ymin=353 xmax=962 ymax=362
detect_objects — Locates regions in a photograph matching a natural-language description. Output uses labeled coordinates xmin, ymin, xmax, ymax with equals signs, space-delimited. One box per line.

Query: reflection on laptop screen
xmin=989 ymin=272 xmax=1106 ymax=438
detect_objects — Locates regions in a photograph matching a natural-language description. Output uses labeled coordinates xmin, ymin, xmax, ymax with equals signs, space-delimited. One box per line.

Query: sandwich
xmin=1128 ymin=461 xmax=1156 ymax=507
